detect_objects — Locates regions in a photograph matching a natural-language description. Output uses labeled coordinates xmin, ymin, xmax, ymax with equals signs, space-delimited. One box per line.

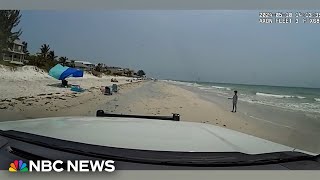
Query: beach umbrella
xmin=48 ymin=64 xmax=83 ymax=80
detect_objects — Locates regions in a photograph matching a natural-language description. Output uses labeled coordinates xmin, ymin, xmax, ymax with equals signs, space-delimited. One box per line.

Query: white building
xmin=2 ymin=40 xmax=26 ymax=65
xmin=74 ymin=60 xmax=95 ymax=70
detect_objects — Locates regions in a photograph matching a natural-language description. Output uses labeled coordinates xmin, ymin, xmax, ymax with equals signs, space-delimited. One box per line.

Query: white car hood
xmin=0 ymin=117 xmax=312 ymax=155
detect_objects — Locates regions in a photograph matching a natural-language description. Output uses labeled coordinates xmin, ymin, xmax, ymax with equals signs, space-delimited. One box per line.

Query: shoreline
xmin=100 ymin=81 xmax=320 ymax=154
xmin=0 ymin=76 xmax=319 ymax=154
xmin=174 ymin=83 xmax=320 ymax=154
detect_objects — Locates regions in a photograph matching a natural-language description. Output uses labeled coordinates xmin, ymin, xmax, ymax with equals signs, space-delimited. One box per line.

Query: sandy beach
xmin=0 ymin=65 xmax=143 ymax=120
xmin=1 ymin=65 xmax=319 ymax=154
xmin=95 ymin=81 xmax=320 ymax=154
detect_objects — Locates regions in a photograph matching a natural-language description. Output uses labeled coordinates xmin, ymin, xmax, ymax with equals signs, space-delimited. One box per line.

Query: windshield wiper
xmin=0 ymin=130 xmax=317 ymax=167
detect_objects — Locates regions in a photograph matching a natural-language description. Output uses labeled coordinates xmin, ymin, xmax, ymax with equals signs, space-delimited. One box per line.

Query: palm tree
xmin=95 ymin=63 xmax=103 ymax=72
xmin=48 ymin=51 xmax=57 ymax=61
xmin=39 ymin=44 xmax=50 ymax=60
xmin=0 ymin=10 xmax=22 ymax=58
xmin=58 ymin=56 xmax=68 ymax=66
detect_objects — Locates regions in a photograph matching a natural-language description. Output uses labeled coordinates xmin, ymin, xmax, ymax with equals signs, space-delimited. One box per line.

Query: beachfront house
xmin=73 ymin=61 xmax=95 ymax=71
xmin=81 ymin=61 xmax=95 ymax=70
xmin=2 ymin=40 xmax=26 ymax=65
xmin=123 ymin=68 xmax=135 ymax=77
xmin=105 ymin=66 xmax=123 ymax=74
xmin=104 ymin=66 xmax=134 ymax=76
xmin=74 ymin=61 xmax=89 ymax=71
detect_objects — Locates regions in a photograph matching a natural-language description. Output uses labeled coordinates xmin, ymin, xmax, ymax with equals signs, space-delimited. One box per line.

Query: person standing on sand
xmin=228 ymin=90 xmax=238 ymax=113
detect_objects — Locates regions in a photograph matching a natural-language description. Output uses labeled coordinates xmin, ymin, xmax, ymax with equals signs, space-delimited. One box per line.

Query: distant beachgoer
xmin=228 ymin=90 xmax=238 ymax=113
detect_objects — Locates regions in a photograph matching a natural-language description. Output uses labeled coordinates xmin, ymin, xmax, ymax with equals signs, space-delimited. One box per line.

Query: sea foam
xmin=256 ymin=92 xmax=294 ymax=98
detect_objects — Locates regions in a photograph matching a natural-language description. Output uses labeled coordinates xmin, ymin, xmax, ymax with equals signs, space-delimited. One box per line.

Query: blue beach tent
xmin=49 ymin=64 xmax=83 ymax=80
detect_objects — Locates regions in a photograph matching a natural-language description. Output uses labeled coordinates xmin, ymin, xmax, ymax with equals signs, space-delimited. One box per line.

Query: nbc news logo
xmin=9 ymin=159 xmax=115 ymax=172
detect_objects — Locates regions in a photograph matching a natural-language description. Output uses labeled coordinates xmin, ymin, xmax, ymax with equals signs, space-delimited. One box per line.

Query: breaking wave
xmin=211 ymin=86 xmax=231 ymax=91
xmin=256 ymin=92 xmax=305 ymax=99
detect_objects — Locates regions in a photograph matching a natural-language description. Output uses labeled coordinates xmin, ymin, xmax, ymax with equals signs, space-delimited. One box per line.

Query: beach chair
xmin=112 ymin=84 xmax=118 ymax=93
xmin=104 ymin=86 xmax=112 ymax=95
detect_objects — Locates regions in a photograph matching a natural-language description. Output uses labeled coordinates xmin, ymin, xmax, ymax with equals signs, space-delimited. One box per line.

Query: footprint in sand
xmin=0 ymin=99 xmax=11 ymax=102
xmin=14 ymin=97 xmax=26 ymax=101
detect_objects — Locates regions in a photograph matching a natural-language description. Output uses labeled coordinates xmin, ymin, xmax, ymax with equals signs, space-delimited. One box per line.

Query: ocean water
xmin=164 ymin=80 xmax=320 ymax=114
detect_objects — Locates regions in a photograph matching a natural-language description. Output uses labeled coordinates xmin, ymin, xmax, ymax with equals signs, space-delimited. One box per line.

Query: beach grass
xmin=0 ymin=60 xmax=20 ymax=69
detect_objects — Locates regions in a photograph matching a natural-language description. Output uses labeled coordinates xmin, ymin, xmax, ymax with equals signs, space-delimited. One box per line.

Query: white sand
xmin=0 ymin=65 xmax=132 ymax=100
xmin=0 ymin=65 xmax=143 ymax=119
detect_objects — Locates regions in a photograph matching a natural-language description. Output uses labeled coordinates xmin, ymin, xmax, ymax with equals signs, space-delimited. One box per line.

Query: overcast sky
xmin=19 ymin=10 xmax=320 ymax=88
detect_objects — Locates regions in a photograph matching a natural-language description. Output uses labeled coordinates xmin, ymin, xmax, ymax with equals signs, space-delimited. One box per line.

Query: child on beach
xmin=228 ymin=91 xmax=238 ymax=113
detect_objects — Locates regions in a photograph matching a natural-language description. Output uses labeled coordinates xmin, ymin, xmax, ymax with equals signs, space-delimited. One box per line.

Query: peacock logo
xmin=9 ymin=160 xmax=29 ymax=172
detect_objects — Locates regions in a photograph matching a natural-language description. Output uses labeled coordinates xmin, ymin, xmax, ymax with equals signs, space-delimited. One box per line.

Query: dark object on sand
xmin=111 ymin=78 xmax=118 ymax=83
xmin=104 ymin=86 xmax=112 ymax=95
xmin=112 ymin=84 xmax=118 ymax=93
xmin=71 ymin=85 xmax=84 ymax=92
xmin=96 ymin=110 xmax=180 ymax=121
xmin=61 ymin=80 xmax=68 ymax=87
